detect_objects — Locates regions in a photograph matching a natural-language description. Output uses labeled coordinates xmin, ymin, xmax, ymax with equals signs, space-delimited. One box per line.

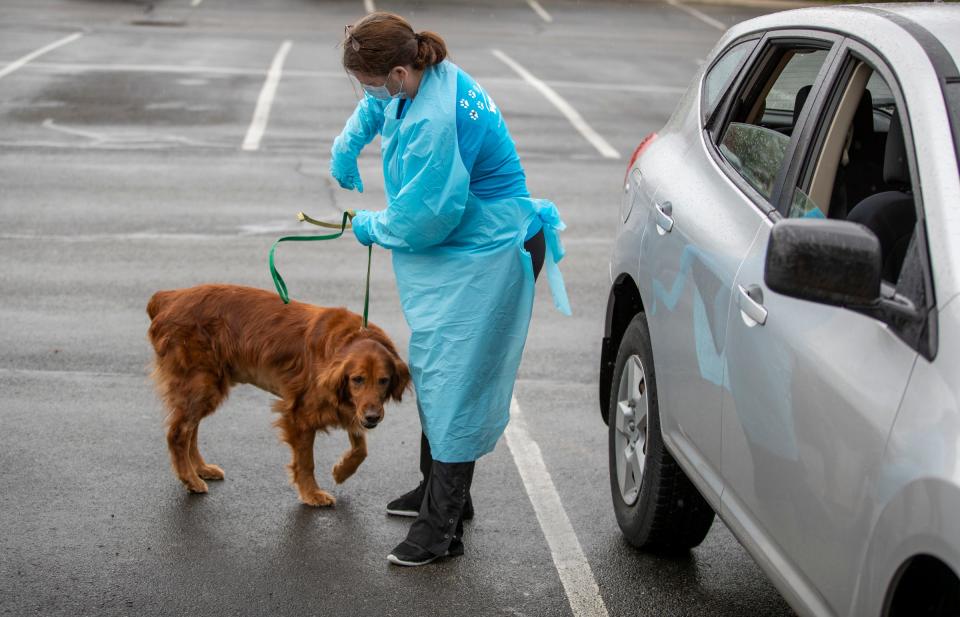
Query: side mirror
xmin=764 ymin=218 xmax=881 ymax=308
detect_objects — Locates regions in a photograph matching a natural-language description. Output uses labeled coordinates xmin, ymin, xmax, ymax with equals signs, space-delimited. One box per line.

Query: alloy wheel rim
xmin=614 ymin=354 xmax=648 ymax=506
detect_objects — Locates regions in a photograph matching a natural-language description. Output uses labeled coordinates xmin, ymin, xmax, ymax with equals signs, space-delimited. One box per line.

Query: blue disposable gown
xmin=332 ymin=60 xmax=570 ymax=462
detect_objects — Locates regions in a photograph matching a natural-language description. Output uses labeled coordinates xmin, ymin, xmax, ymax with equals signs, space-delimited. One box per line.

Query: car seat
xmin=845 ymin=112 xmax=915 ymax=282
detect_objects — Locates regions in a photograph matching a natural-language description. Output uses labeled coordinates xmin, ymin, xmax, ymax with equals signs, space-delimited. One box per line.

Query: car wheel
xmin=608 ymin=313 xmax=715 ymax=551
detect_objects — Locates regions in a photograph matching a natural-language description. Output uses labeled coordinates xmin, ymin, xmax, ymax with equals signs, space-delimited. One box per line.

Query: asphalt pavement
xmin=1 ymin=0 xmax=797 ymax=615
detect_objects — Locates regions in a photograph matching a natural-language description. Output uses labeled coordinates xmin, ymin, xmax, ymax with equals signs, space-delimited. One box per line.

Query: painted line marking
xmin=486 ymin=76 xmax=685 ymax=95
xmin=364 ymin=0 xmax=376 ymax=13
xmin=492 ymin=49 xmax=620 ymax=160
xmin=666 ymin=0 xmax=725 ymax=30
xmin=526 ymin=0 xmax=553 ymax=23
xmin=0 ymin=32 xmax=83 ymax=81
xmin=191 ymin=0 xmax=203 ymax=6
xmin=242 ymin=40 xmax=292 ymax=152
xmin=10 ymin=61 xmax=685 ymax=94
xmin=20 ymin=61 xmax=333 ymax=78
xmin=505 ymin=396 xmax=609 ymax=617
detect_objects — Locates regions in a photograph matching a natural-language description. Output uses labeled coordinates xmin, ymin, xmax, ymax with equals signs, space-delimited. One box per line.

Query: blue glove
xmin=351 ymin=210 xmax=374 ymax=246
xmin=330 ymin=155 xmax=364 ymax=193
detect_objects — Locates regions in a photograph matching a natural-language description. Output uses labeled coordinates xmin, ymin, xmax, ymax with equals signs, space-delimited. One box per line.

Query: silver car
xmin=599 ymin=4 xmax=960 ymax=616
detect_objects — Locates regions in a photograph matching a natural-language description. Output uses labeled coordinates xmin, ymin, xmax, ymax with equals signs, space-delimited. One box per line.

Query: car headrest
xmin=793 ymin=85 xmax=812 ymax=126
xmin=884 ymin=112 xmax=910 ymax=187
xmin=853 ymin=89 xmax=874 ymax=140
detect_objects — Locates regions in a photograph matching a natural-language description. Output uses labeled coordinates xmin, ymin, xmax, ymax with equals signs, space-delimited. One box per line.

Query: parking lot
xmin=0 ymin=0 xmax=799 ymax=614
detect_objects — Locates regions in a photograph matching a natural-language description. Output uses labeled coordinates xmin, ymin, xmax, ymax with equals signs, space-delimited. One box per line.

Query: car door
xmin=719 ymin=43 xmax=926 ymax=616
xmin=643 ymin=33 xmax=838 ymax=504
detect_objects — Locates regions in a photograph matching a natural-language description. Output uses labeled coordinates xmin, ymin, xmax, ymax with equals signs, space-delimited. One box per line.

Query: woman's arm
xmin=352 ymin=117 xmax=471 ymax=251
xmin=330 ymin=95 xmax=387 ymax=192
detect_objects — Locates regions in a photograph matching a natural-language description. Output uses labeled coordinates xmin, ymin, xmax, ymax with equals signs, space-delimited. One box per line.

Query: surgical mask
xmin=362 ymin=72 xmax=404 ymax=100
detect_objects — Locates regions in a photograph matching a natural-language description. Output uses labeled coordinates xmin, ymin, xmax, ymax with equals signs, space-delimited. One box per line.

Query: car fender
xmin=851 ymin=297 xmax=960 ymax=615
xmin=850 ymin=477 xmax=960 ymax=616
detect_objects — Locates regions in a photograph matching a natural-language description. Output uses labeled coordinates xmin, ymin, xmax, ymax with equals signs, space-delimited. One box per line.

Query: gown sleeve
xmin=352 ymin=115 xmax=471 ymax=251
xmin=331 ymin=94 xmax=387 ymax=159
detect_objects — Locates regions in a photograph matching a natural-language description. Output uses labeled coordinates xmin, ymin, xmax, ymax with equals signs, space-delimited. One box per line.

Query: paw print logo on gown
xmin=469 ymin=109 xmax=479 ymax=120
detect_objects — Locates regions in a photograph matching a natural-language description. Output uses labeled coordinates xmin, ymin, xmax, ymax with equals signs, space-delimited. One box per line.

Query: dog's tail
xmin=147 ymin=290 xmax=175 ymax=321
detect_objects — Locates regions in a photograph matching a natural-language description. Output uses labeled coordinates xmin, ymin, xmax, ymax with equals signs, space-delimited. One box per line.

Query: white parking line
xmin=526 ymin=0 xmax=554 ymax=23
xmin=505 ymin=396 xmax=609 ymax=617
xmin=0 ymin=32 xmax=83 ymax=81
xmin=364 ymin=0 xmax=376 ymax=14
xmin=11 ymin=61 xmax=685 ymax=95
xmin=20 ymin=61 xmax=333 ymax=78
xmin=242 ymin=40 xmax=292 ymax=152
xmin=665 ymin=0 xmax=725 ymax=30
xmin=492 ymin=49 xmax=620 ymax=160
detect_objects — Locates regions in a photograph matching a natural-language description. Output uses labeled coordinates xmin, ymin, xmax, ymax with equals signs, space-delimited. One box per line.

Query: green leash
xmin=268 ymin=210 xmax=372 ymax=328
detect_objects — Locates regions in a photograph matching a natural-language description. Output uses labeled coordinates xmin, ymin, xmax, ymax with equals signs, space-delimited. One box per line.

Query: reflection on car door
xmin=643 ymin=37 xmax=835 ymax=504
xmin=640 ymin=144 xmax=766 ymax=503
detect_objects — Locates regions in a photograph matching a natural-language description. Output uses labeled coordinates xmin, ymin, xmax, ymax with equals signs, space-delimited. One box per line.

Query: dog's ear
xmin=390 ymin=357 xmax=411 ymax=402
xmin=318 ymin=357 xmax=350 ymax=404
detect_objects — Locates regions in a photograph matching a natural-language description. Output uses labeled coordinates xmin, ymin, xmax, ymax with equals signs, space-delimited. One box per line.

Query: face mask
xmin=362 ymin=71 xmax=404 ymax=100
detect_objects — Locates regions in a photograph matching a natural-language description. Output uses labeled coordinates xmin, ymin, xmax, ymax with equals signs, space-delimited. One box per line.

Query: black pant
xmin=406 ymin=229 xmax=546 ymax=555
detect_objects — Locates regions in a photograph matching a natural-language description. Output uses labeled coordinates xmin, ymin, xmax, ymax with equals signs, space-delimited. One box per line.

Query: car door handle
xmin=655 ymin=201 xmax=674 ymax=234
xmin=737 ymin=284 xmax=767 ymax=326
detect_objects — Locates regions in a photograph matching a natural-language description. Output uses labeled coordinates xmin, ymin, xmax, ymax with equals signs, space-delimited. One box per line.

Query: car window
xmin=717 ymin=46 xmax=830 ymax=202
xmin=720 ymin=124 xmax=789 ymax=200
xmin=764 ymin=51 xmax=828 ymax=112
xmin=702 ymin=39 xmax=757 ymax=124
xmin=791 ymin=55 xmax=921 ymax=292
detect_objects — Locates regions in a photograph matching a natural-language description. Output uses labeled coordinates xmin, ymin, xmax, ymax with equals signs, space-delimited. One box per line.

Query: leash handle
xmin=269 ymin=211 xmax=352 ymax=304
xmin=298 ymin=210 xmax=353 ymax=230
xmin=269 ymin=210 xmax=372 ymax=329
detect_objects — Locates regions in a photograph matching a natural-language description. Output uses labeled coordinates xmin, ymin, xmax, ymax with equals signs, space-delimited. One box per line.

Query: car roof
xmin=726 ymin=3 xmax=960 ymax=67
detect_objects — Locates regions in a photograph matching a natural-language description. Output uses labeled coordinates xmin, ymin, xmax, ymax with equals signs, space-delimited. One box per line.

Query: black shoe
xmin=387 ymin=540 xmax=442 ymax=567
xmin=387 ymin=484 xmax=476 ymax=520
xmin=386 ymin=483 xmax=425 ymax=517
xmin=446 ymin=537 xmax=464 ymax=557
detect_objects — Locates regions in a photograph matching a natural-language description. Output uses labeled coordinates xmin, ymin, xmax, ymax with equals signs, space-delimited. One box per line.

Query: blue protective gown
xmin=331 ymin=60 xmax=570 ymax=462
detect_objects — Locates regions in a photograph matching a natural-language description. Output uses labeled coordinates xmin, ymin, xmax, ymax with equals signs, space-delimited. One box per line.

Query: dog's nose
xmin=363 ymin=411 xmax=382 ymax=428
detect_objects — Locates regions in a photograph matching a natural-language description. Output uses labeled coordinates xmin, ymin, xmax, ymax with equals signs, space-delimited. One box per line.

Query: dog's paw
xmin=197 ymin=464 xmax=225 ymax=480
xmin=184 ymin=478 xmax=209 ymax=494
xmin=332 ymin=461 xmax=355 ymax=484
xmin=299 ymin=489 xmax=336 ymax=507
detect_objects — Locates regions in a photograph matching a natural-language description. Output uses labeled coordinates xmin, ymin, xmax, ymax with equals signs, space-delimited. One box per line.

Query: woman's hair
xmin=342 ymin=12 xmax=447 ymax=75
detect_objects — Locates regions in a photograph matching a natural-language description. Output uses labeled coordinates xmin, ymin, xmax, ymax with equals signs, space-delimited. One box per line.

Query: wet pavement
xmin=0 ymin=0 xmax=796 ymax=615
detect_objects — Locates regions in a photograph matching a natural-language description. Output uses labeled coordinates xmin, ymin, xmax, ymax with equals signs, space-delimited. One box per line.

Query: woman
xmin=331 ymin=12 xmax=570 ymax=567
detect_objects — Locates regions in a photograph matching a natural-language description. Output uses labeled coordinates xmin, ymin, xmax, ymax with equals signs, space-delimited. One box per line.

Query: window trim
xmin=703 ymin=30 xmax=843 ymax=215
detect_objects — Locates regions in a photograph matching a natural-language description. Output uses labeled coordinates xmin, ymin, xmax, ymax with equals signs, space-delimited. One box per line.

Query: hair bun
xmin=414 ymin=30 xmax=447 ymax=69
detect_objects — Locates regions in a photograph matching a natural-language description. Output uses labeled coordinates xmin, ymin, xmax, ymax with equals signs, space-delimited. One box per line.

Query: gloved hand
xmin=330 ymin=154 xmax=364 ymax=193
xmin=351 ymin=210 xmax=374 ymax=246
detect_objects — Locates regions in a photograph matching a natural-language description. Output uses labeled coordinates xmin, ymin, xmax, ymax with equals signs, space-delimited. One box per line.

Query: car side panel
xmin=721 ymin=225 xmax=918 ymax=617
xmin=851 ymin=295 xmax=960 ymax=616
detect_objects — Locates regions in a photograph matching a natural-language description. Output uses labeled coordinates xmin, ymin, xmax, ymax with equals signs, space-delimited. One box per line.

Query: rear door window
xmin=715 ymin=44 xmax=832 ymax=204
xmin=702 ymin=39 xmax=758 ymax=124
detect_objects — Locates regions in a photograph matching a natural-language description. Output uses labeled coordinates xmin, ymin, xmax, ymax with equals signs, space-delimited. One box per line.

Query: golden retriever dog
xmin=146 ymin=284 xmax=410 ymax=506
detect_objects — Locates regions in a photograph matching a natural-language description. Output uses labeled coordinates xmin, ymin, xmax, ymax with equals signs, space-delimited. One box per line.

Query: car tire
xmin=608 ymin=313 xmax=715 ymax=551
